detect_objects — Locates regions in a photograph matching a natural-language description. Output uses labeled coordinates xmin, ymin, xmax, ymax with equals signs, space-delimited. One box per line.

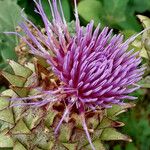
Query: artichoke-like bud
xmin=1 ymin=0 xmax=145 ymax=150
xmin=0 ymin=60 xmax=134 ymax=150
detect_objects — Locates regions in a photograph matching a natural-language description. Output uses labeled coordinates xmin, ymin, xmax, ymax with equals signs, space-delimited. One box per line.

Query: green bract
xmin=0 ymin=60 xmax=134 ymax=150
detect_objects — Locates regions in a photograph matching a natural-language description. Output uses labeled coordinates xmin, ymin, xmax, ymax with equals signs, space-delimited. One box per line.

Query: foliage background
xmin=0 ymin=0 xmax=150 ymax=150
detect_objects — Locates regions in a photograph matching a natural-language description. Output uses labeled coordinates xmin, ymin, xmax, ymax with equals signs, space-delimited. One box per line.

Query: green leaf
xmin=1 ymin=71 xmax=26 ymax=87
xmin=10 ymin=119 xmax=30 ymax=134
xmin=0 ymin=0 xmax=25 ymax=69
xmin=129 ymin=0 xmax=150 ymax=13
xmin=100 ymin=128 xmax=132 ymax=142
xmin=78 ymin=0 xmax=102 ymax=26
xmin=98 ymin=117 xmax=124 ymax=129
xmin=103 ymin=0 xmax=128 ymax=25
xmin=78 ymin=0 xmax=142 ymax=31
xmin=119 ymin=14 xmax=141 ymax=31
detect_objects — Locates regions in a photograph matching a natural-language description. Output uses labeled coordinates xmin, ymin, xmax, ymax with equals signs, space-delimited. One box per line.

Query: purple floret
xmin=8 ymin=0 xmax=145 ymax=149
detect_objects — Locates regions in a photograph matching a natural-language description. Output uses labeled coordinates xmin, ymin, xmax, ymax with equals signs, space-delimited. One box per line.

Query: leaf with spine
xmin=10 ymin=119 xmax=30 ymax=135
xmin=98 ymin=117 xmax=125 ymax=129
xmin=0 ymin=0 xmax=26 ymax=69
xmin=1 ymin=71 xmax=26 ymax=87
xmin=100 ymin=128 xmax=132 ymax=142
xmin=8 ymin=60 xmax=33 ymax=78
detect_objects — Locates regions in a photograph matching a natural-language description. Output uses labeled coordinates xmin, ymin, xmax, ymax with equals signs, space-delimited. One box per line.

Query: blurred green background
xmin=0 ymin=0 xmax=150 ymax=150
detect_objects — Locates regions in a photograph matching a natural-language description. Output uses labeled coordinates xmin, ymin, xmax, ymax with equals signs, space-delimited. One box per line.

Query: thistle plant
xmin=0 ymin=0 xmax=147 ymax=150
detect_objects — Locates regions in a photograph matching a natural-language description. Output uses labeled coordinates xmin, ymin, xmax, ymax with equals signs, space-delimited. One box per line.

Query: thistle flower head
xmin=7 ymin=0 xmax=145 ymax=149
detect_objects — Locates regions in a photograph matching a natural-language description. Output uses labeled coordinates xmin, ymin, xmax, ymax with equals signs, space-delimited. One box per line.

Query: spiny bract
xmin=0 ymin=0 xmax=144 ymax=150
xmin=0 ymin=60 xmax=134 ymax=150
